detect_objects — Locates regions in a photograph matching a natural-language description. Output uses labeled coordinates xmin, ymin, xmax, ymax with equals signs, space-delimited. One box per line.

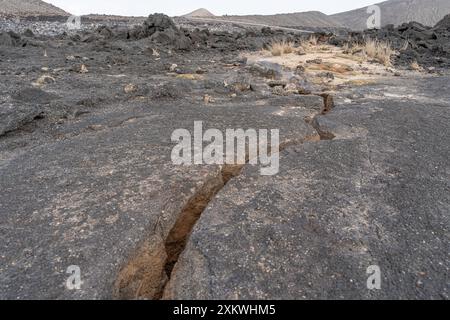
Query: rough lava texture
xmin=165 ymin=76 xmax=450 ymax=300
xmin=2 ymin=12 xmax=450 ymax=69
xmin=0 ymin=14 xmax=325 ymax=299
xmin=0 ymin=13 xmax=449 ymax=300
xmin=330 ymin=15 xmax=450 ymax=69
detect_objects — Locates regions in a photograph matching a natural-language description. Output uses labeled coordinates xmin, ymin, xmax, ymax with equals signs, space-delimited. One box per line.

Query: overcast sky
xmin=46 ymin=0 xmax=378 ymax=16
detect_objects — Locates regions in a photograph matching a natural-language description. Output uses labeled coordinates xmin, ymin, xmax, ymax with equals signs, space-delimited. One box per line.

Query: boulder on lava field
xmin=248 ymin=61 xmax=283 ymax=79
xmin=143 ymin=13 xmax=178 ymax=35
xmin=23 ymin=29 xmax=34 ymax=38
xmin=128 ymin=13 xmax=192 ymax=50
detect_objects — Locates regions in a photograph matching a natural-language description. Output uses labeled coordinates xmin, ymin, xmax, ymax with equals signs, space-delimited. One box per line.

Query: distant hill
xmin=221 ymin=11 xmax=342 ymax=28
xmin=332 ymin=0 xmax=450 ymax=30
xmin=184 ymin=8 xmax=215 ymax=18
xmin=0 ymin=0 xmax=69 ymax=17
xmin=183 ymin=1 xmax=450 ymax=31
xmin=184 ymin=10 xmax=342 ymax=29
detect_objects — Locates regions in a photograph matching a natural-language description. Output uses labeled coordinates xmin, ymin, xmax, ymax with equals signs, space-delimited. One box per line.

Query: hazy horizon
xmin=45 ymin=0 xmax=379 ymax=17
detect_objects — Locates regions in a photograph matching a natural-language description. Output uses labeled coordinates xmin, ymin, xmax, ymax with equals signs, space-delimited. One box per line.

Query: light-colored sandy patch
xmin=244 ymin=45 xmax=399 ymax=87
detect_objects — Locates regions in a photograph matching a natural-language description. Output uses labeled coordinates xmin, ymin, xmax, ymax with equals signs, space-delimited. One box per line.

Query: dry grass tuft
xmin=342 ymin=42 xmax=365 ymax=56
xmin=341 ymin=39 xmax=394 ymax=66
xmin=342 ymin=42 xmax=350 ymax=53
xmin=400 ymin=40 xmax=409 ymax=51
xmin=267 ymin=40 xmax=296 ymax=56
xmin=295 ymin=36 xmax=321 ymax=53
xmin=309 ymin=35 xmax=318 ymax=46
xmin=363 ymin=39 xmax=394 ymax=66
xmin=410 ymin=60 xmax=422 ymax=71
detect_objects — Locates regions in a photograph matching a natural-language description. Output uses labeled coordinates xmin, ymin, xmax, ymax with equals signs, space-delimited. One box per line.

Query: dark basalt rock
xmin=143 ymin=13 xmax=178 ymax=35
xmin=127 ymin=14 xmax=193 ymax=50
xmin=351 ymin=15 xmax=450 ymax=69
xmin=23 ymin=28 xmax=34 ymax=37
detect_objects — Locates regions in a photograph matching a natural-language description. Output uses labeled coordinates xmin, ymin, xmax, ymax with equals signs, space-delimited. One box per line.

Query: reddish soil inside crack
xmin=114 ymin=165 xmax=244 ymax=300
